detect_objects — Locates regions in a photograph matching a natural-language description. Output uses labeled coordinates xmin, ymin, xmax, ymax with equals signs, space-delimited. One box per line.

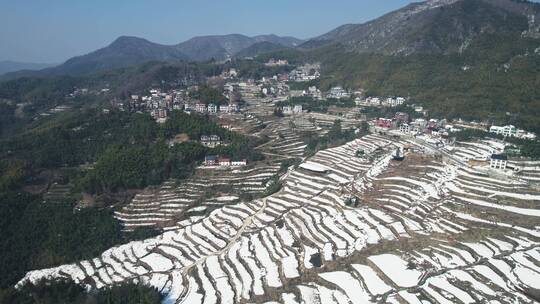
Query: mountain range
xmin=2 ymin=34 xmax=303 ymax=78
xmin=302 ymin=0 xmax=540 ymax=55
xmin=2 ymin=0 xmax=540 ymax=78
xmin=0 ymin=61 xmax=56 ymax=76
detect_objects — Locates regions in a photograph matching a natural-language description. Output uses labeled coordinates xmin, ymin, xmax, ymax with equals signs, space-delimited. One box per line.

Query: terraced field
xmin=17 ymin=134 xmax=540 ymax=304
xmin=115 ymin=162 xmax=283 ymax=231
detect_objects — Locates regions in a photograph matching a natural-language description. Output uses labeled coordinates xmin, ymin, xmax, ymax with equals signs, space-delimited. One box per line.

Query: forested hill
xmin=284 ymin=0 xmax=540 ymax=133
xmin=302 ymin=0 xmax=540 ymax=55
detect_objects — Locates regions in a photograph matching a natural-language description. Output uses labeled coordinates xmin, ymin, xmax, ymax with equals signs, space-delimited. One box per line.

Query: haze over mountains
xmin=0 ymin=61 xmax=56 ymax=76
xmin=3 ymin=0 xmax=540 ymax=78
xmin=2 ymin=34 xmax=303 ymax=77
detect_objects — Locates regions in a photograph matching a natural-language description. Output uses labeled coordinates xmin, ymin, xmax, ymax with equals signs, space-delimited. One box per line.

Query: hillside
xmin=303 ymin=0 xmax=540 ymax=55
xmin=234 ymin=41 xmax=291 ymax=58
xmin=176 ymin=34 xmax=302 ymax=61
xmin=292 ymin=0 xmax=540 ymax=132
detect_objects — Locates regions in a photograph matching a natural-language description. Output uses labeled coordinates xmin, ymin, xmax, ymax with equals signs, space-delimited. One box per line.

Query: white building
xmin=490 ymin=154 xmax=508 ymax=170
xmin=282 ymin=106 xmax=293 ymax=115
xmin=282 ymin=105 xmax=303 ymax=115
xmin=399 ymin=123 xmax=411 ymax=133
xmin=489 ymin=125 xmax=517 ymax=137
xmin=327 ymin=86 xmax=350 ymax=99
xmin=200 ymin=135 xmax=222 ymax=148
xmin=231 ymin=160 xmax=248 ymax=167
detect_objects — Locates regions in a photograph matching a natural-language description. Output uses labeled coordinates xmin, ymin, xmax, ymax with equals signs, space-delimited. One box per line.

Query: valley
xmin=2 ymin=0 xmax=540 ymax=303
xmin=13 ymin=91 xmax=540 ymax=303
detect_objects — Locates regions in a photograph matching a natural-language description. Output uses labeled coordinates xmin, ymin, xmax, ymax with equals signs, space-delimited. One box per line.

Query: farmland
xmin=16 ymin=129 xmax=540 ymax=303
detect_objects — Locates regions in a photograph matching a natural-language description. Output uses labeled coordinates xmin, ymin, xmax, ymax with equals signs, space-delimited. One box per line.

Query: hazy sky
xmin=2 ymin=0 xmax=538 ymax=63
xmin=0 ymin=0 xmax=424 ymax=63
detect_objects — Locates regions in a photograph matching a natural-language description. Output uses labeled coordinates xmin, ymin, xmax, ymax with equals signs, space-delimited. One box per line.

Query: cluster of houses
xmin=326 ymin=86 xmax=351 ymax=99
xmin=282 ymin=105 xmax=303 ymax=115
xmin=489 ymin=125 xmax=537 ymax=140
xmin=200 ymin=135 xmax=222 ymax=148
xmin=68 ymin=87 xmax=111 ymax=98
xmin=374 ymin=112 xmax=450 ymax=137
xmin=356 ymin=97 xmax=406 ymax=107
xmin=265 ymin=59 xmax=289 ymax=67
xmin=289 ymin=63 xmax=321 ymax=82
xmin=188 ymin=103 xmax=240 ymax=114
xmin=203 ymin=155 xmax=247 ymax=167
xmin=112 ymin=86 xmax=243 ymax=123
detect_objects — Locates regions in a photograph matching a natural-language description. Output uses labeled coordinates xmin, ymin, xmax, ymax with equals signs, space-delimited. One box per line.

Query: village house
xmin=265 ymin=58 xmax=289 ymax=67
xmin=282 ymin=105 xmax=303 ymax=115
xmin=218 ymin=156 xmax=231 ymax=167
xmin=203 ymin=155 xmax=247 ymax=167
xmin=490 ymin=125 xmax=517 ymax=137
xmin=327 ymin=86 xmax=350 ymax=99
xmin=394 ymin=112 xmax=410 ymax=124
xmin=231 ymin=159 xmax=248 ymax=167
xmin=411 ymin=118 xmax=427 ymax=132
xmin=219 ymin=104 xmax=239 ymax=113
xmin=366 ymin=97 xmax=381 ymax=106
xmin=399 ymin=123 xmax=411 ymax=133
xmin=490 ymin=154 xmax=508 ymax=170
xmin=490 ymin=125 xmax=536 ymax=139
xmin=204 ymin=155 xmax=218 ymax=166
xmin=375 ymin=118 xmax=394 ymax=129
xmin=200 ymin=135 xmax=222 ymax=148
xmin=219 ymin=104 xmax=230 ymax=113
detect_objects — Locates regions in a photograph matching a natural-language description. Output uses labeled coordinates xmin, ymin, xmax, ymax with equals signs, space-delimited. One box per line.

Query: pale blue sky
xmin=0 ymin=0 xmax=421 ymax=63
xmin=1 ymin=0 xmax=538 ymax=63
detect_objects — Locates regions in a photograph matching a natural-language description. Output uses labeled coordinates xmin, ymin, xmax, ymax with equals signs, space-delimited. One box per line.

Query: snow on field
xmin=300 ymin=161 xmax=329 ymax=173
xmin=426 ymin=276 xmax=475 ymax=303
xmin=351 ymin=264 xmax=393 ymax=295
xmin=281 ymin=255 xmax=300 ymax=278
xmin=513 ymin=265 xmax=540 ymax=289
xmin=319 ymin=271 xmax=373 ymax=304
xmin=368 ymin=254 xmax=423 ymax=288
xmin=15 ymin=133 xmax=540 ymax=304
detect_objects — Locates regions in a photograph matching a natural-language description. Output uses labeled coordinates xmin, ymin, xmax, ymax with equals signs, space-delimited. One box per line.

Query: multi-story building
xmin=200 ymin=135 xmax=222 ymax=148
xmin=399 ymin=123 xmax=411 ymax=133
xmin=489 ymin=125 xmax=517 ymax=137
xmin=490 ymin=154 xmax=508 ymax=170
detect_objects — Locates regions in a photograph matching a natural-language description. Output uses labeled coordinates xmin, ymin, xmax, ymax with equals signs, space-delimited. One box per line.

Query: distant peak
xmin=110 ymin=36 xmax=151 ymax=46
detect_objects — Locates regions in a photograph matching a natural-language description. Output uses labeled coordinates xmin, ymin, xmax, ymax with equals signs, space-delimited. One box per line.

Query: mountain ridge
xmin=0 ymin=61 xmax=56 ymax=76
xmin=302 ymin=0 xmax=540 ymax=55
xmin=2 ymin=34 xmax=303 ymax=78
